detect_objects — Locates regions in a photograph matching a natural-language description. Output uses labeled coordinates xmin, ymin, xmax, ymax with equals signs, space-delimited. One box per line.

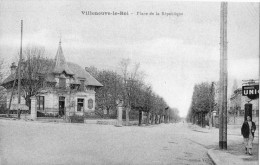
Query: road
xmin=0 ymin=120 xmax=214 ymax=165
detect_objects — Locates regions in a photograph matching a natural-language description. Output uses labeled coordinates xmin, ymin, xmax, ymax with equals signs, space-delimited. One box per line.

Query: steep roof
xmin=1 ymin=41 xmax=103 ymax=87
xmin=68 ymin=62 xmax=103 ymax=87
xmin=52 ymin=41 xmax=74 ymax=75
xmin=1 ymin=63 xmax=103 ymax=87
xmin=2 ymin=73 xmax=16 ymax=85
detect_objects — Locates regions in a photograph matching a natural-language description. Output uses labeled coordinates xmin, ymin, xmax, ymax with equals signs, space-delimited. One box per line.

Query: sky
xmin=0 ymin=0 xmax=259 ymax=117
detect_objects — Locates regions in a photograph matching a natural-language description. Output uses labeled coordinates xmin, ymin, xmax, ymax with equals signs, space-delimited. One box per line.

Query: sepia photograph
xmin=0 ymin=0 xmax=259 ymax=164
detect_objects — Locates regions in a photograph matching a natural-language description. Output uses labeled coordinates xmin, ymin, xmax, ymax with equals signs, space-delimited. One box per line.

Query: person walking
xmin=241 ymin=116 xmax=256 ymax=155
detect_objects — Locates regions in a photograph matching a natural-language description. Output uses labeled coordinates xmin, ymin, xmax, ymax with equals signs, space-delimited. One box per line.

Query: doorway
xmin=59 ymin=96 xmax=65 ymax=116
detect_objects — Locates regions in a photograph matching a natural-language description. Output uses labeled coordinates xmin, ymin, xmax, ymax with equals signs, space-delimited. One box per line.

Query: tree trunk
xmin=151 ymin=113 xmax=155 ymax=125
xmin=209 ymin=111 xmax=212 ymax=129
xmin=233 ymin=109 xmax=236 ymax=124
xmin=146 ymin=112 xmax=150 ymax=125
xmin=138 ymin=110 xmax=142 ymax=126
xmin=125 ymin=107 xmax=129 ymax=126
xmin=196 ymin=113 xmax=198 ymax=125
xmin=202 ymin=112 xmax=205 ymax=128
xmin=25 ymin=95 xmax=31 ymax=110
xmin=201 ymin=112 xmax=203 ymax=127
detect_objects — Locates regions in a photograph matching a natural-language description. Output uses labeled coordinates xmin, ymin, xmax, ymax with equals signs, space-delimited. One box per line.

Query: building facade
xmin=230 ymin=88 xmax=259 ymax=117
xmin=1 ymin=41 xmax=103 ymax=116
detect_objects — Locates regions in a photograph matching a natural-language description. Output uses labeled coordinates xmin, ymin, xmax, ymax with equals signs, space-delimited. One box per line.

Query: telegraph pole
xmin=219 ymin=2 xmax=228 ymax=150
xmin=17 ymin=20 xmax=23 ymax=119
xmin=222 ymin=1 xmax=228 ymax=150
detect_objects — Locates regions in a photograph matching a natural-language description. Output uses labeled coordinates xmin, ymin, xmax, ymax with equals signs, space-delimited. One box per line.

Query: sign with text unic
xmin=242 ymin=85 xmax=259 ymax=100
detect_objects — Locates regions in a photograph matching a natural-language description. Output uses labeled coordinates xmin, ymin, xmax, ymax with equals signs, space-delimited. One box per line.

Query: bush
xmin=69 ymin=114 xmax=84 ymax=123
xmin=0 ymin=105 xmax=7 ymax=114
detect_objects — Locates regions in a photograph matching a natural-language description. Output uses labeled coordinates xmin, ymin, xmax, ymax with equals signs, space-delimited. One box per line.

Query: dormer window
xmin=59 ymin=75 xmax=66 ymax=88
xmin=80 ymin=80 xmax=85 ymax=91
xmin=59 ymin=78 xmax=66 ymax=88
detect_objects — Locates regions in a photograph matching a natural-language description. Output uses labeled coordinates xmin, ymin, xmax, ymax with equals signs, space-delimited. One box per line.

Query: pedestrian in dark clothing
xmin=241 ymin=116 xmax=256 ymax=155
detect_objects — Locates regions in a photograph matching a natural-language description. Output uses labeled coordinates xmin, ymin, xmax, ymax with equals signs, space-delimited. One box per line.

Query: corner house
xmin=1 ymin=41 xmax=103 ymax=116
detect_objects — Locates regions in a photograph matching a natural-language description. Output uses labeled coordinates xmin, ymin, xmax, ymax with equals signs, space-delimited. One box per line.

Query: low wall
xmin=37 ymin=117 xmax=65 ymax=123
xmin=84 ymin=119 xmax=138 ymax=126
xmin=228 ymin=115 xmax=259 ymax=125
xmin=122 ymin=120 xmax=139 ymax=126
xmin=97 ymin=120 xmax=117 ymax=125
xmin=8 ymin=114 xmax=32 ymax=120
xmin=84 ymin=119 xmax=117 ymax=125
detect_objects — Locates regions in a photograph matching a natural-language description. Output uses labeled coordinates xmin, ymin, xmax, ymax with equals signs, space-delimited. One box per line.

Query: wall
xmin=6 ymin=91 xmax=27 ymax=110
xmin=42 ymin=93 xmax=59 ymax=114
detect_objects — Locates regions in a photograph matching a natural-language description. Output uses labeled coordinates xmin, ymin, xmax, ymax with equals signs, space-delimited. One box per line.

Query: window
xmin=77 ymin=98 xmax=84 ymax=111
xmin=80 ymin=80 xmax=85 ymax=91
xmin=88 ymin=99 xmax=93 ymax=109
xmin=59 ymin=78 xmax=66 ymax=88
xmin=37 ymin=96 xmax=44 ymax=110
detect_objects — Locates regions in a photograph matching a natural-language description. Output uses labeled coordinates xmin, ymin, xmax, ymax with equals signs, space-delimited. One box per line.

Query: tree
xmin=85 ymin=66 xmax=99 ymax=79
xmin=148 ymin=94 xmax=167 ymax=124
xmin=169 ymin=107 xmax=180 ymax=123
xmin=20 ymin=46 xmax=54 ymax=109
xmin=209 ymin=82 xmax=215 ymax=129
xmin=95 ymin=70 xmax=124 ymax=118
xmin=189 ymin=82 xmax=214 ymax=127
xmin=119 ymin=58 xmax=143 ymax=126
xmin=84 ymin=58 xmax=181 ymax=126
xmin=143 ymin=86 xmax=153 ymax=125
xmin=232 ymin=79 xmax=238 ymax=93
xmin=0 ymin=58 xmax=7 ymax=109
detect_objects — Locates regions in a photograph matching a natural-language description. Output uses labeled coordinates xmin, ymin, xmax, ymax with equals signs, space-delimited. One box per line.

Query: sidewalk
xmin=189 ymin=124 xmax=259 ymax=165
xmin=208 ymin=139 xmax=259 ymax=165
xmin=208 ymin=149 xmax=258 ymax=165
xmin=189 ymin=124 xmax=258 ymax=137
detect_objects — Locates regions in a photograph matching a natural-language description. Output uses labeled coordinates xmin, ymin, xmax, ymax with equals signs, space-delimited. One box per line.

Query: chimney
xmin=10 ymin=62 xmax=17 ymax=75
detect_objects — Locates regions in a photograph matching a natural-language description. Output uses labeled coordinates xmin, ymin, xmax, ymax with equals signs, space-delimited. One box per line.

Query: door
xmin=59 ymin=96 xmax=65 ymax=116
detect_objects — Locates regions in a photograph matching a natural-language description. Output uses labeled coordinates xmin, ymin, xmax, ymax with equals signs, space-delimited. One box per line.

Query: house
xmin=1 ymin=41 xmax=103 ymax=116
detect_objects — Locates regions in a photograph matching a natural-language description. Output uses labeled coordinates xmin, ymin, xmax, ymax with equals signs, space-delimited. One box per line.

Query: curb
xmin=207 ymin=148 xmax=258 ymax=165
xmin=207 ymin=149 xmax=219 ymax=165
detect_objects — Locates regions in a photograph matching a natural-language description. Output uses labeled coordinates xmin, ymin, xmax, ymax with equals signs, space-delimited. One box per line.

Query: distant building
xmin=229 ymin=87 xmax=259 ymax=117
xmin=1 ymin=41 xmax=103 ymax=116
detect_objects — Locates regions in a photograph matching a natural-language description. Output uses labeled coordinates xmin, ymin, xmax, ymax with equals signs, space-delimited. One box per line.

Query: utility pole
xmin=219 ymin=2 xmax=228 ymax=150
xmin=17 ymin=20 xmax=23 ymax=119
xmin=8 ymin=63 xmax=18 ymax=117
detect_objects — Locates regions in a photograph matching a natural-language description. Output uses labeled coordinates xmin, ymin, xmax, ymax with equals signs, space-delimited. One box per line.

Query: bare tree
xmin=232 ymin=79 xmax=238 ymax=93
xmin=20 ymin=46 xmax=54 ymax=109
xmin=0 ymin=58 xmax=7 ymax=108
xmin=119 ymin=58 xmax=143 ymax=126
